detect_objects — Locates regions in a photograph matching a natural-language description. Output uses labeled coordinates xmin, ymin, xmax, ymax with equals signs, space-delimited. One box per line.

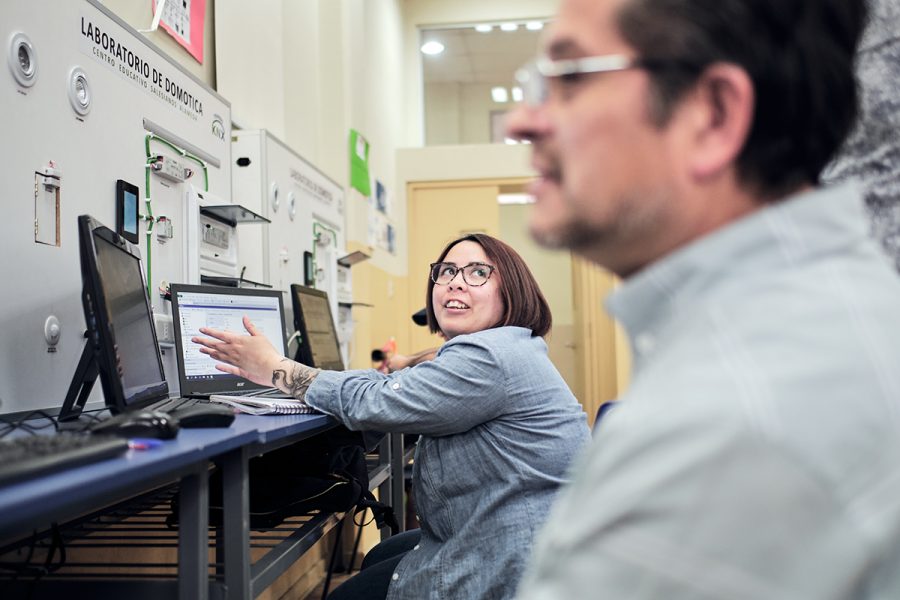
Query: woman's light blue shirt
xmin=306 ymin=326 xmax=590 ymax=600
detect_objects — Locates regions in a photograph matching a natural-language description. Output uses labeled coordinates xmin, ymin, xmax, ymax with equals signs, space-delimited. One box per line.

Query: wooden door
xmin=407 ymin=182 xmax=501 ymax=353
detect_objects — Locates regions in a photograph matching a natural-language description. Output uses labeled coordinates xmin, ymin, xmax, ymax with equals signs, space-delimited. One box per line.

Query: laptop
xmin=169 ymin=284 xmax=294 ymax=401
xmin=290 ymin=284 xmax=345 ymax=371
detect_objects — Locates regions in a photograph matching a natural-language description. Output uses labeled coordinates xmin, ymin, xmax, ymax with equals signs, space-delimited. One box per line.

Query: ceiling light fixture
xmin=511 ymin=86 xmax=524 ymax=102
xmin=525 ymin=21 xmax=544 ymax=31
xmin=474 ymin=24 xmax=492 ymax=33
xmin=491 ymin=87 xmax=509 ymax=103
xmin=420 ymin=41 xmax=445 ymax=56
xmin=500 ymin=23 xmax=519 ymax=32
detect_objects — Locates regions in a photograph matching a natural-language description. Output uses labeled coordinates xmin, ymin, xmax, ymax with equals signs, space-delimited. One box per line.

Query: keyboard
xmin=0 ymin=433 xmax=129 ymax=487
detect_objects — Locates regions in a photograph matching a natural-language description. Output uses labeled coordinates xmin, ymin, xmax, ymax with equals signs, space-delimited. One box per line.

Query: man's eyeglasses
xmin=430 ymin=262 xmax=496 ymax=287
xmin=515 ymin=54 xmax=640 ymax=106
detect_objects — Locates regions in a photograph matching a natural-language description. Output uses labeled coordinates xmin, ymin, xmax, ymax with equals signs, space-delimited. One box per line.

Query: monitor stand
xmin=59 ymin=342 xmax=98 ymax=423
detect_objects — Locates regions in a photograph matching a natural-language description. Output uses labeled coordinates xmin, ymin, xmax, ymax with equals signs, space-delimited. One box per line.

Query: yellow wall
xmin=407 ymin=181 xmax=502 ymax=352
xmin=346 ymin=255 xmax=415 ymax=369
xmin=499 ymin=203 xmax=580 ymax=401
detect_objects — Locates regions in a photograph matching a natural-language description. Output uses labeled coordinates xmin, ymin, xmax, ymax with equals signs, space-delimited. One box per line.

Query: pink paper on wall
xmin=152 ymin=0 xmax=206 ymax=64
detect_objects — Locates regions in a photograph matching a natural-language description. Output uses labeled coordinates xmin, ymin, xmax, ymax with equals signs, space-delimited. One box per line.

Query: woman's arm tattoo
xmin=272 ymin=359 xmax=320 ymax=400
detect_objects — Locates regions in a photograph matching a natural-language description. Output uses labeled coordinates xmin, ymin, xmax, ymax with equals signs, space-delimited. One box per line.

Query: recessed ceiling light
xmin=526 ymin=21 xmax=544 ymax=31
xmin=500 ymin=23 xmax=519 ymax=32
xmin=474 ymin=24 xmax=492 ymax=33
xmin=491 ymin=87 xmax=509 ymax=103
xmin=511 ymin=86 xmax=524 ymax=102
xmin=421 ymin=41 xmax=445 ymax=55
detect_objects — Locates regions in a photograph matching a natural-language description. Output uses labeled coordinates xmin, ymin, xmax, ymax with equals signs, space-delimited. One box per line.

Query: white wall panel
xmin=0 ymin=0 xmax=231 ymax=414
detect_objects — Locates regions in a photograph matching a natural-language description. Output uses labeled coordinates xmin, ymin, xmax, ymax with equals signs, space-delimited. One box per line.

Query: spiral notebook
xmin=209 ymin=395 xmax=317 ymax=416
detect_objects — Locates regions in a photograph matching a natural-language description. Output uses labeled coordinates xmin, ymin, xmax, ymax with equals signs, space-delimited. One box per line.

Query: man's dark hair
xmin=618 ymin=0 xmax=868 ymax=199
xmin=425 ymin=233 xmax=552 ymax=337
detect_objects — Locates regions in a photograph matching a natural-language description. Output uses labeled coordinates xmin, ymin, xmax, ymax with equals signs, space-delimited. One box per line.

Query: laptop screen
xmin=290 ymin=284 xmax=344 ymax=371
xmin=170 ymin=284 xmax=289 ymax=396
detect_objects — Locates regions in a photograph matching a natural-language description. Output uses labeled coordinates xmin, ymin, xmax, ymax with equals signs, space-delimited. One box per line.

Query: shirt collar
xmin=606 ymin=184 xmax=867 ymax=341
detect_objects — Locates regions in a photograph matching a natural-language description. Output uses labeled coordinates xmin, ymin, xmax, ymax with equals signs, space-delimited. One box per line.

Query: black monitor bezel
xmin=290 ymin=284 xmax=344 ymax=371
xmin=169 ymin=283 xmax=289 ymax=397
xmin=77 ymin=214 xmax=169 ymax=414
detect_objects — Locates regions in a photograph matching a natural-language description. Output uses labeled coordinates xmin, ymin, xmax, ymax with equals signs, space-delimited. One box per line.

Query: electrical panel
xmin=231 ymin=130 xmax=348 ymax=360
xmin=0 ymin=0 xmax=232 ymax=414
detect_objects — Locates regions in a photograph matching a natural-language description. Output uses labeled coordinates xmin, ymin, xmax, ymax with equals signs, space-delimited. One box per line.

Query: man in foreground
xmin=507 ymin=0 xmax=900 ymax=597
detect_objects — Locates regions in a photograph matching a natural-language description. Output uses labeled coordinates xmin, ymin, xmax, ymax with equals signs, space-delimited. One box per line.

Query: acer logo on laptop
xmin=237 ymin=382 xmax=245 ymax=387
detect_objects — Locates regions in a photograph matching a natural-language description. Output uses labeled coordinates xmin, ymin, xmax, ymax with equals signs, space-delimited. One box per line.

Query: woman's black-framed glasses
xmin=430 ymin=262 xmax=496 ymax=287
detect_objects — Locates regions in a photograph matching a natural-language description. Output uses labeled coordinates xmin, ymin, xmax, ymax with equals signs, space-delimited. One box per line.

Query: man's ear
xmin=685 ymin=63 xmax=754 ymax=181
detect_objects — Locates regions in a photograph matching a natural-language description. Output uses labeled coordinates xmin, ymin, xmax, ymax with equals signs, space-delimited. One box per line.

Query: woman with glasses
xmin=192 ymin=233 xmax=590 ymax=600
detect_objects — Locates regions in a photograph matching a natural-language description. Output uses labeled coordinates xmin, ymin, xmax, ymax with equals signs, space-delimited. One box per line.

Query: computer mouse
xmin=170 ymin=404 xmax=236 ymax=428
xmin=90 ymin=410 xmax=180 ymax=440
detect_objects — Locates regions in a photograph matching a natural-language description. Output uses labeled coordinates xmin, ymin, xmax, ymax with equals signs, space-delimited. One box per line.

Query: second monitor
xmin=290 ymin=285 xmax=344 ymax=371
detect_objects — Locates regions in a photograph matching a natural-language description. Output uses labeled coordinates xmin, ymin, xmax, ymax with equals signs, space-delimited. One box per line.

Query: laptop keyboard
xmin=206 ymin=388 xmax=291 ymax=399
xmin=150 ymin=397 xmax=200 ymax=412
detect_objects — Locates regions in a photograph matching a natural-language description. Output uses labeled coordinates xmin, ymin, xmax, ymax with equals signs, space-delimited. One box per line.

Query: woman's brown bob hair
xmin=425 ymin=233 xmax=552 ymax=338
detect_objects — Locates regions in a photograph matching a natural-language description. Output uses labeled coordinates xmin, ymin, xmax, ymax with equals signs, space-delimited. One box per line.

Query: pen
xmin=128 ymin=438 xmax=164 ymax=450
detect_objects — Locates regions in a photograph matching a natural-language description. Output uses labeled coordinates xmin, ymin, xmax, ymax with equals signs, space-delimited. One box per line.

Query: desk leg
xmin=179 ymin=466 xmax=209 ymax=600
xmin=376 ymin=436 xmax=392 ymax=541
xmin=221 ymin=447 xmax=251 ymax=600
xmin=390 ymin=433 xmax=405 ymax=533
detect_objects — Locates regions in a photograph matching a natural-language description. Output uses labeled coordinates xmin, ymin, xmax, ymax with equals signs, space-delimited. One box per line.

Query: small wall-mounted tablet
xmin=303 ymin=251 xmax=315 ymax=286
xmin=115 ymin=179 xmax=140 ymax=244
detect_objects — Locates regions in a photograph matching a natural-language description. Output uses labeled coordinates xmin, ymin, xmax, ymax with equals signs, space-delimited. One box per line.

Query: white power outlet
xmin=154 ymin=313 xmax=175 ymax=345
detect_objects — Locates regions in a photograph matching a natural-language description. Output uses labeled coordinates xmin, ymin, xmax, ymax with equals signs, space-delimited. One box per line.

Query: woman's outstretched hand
xmin=192 ymin=316 xmax=284 ymax=387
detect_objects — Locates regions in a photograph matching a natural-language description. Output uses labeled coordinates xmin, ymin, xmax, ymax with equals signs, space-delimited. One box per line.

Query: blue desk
xmin=0 ymin=412 xmax=337 ymax=600
xmin=0 ymin=425 xmax=255 ymax=539
xmin=217 ymin=413 xmax=336 ymax=600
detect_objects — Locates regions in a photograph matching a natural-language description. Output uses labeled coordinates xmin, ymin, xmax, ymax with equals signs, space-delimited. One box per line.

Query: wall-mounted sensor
xmin=44 ymin=315 xmax=61 ymax=351
xmin=8 ymin=32 xmax=37 ymax=88
xmin=67 ymin=67 xmax=91 ymax=116
xmin=288 ymin=191 xmax=297 ymax=221
xmin=270 ymin=181 xmax=280 ymax=212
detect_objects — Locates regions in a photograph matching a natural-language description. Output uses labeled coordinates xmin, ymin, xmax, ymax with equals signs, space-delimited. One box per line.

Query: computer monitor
xmin=60 ymin=215 xmax=169 ymax=419
xmin=290 ymin=284 xmax=344 ymax=371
